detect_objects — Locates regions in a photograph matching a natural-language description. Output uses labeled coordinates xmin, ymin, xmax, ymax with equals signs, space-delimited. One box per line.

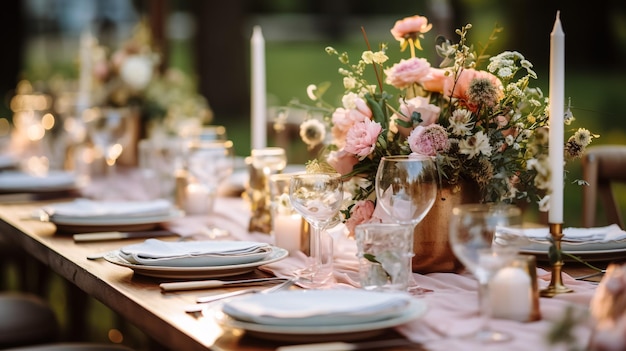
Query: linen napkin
xmin=118 ymin=239 xmax=271 ymax=266
xmin=521 ymin=224 xmax=626 ymax=243
xmin=0 ymin=170 xmax=76 ymax=191
xmin=43 ymin=198 xmax=173 ymax=219
xmin=221 ymin=289 xmax=412 ymax=326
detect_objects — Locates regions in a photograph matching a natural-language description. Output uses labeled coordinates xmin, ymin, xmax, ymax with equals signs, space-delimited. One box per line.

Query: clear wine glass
xmin=374 ymin=155 xmax=438 ymax=293
xmin=289 ymin=173 xmax=343 ymax=288
xmin=84 ymin=107 xmax=129 ymax=196
xmin=448 ymin=203 xmax=522 ymax=343
xmin=185 ymin=139 xmax=235 ymax=237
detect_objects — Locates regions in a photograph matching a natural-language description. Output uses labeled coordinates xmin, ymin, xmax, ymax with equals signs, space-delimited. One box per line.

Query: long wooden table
xmin=0 ymin=198 xmax=605 ymax=351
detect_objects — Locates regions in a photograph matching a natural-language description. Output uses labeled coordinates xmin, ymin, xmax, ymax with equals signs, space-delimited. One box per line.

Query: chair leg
xmin=582 ymin=153 xmax=599 ymax=227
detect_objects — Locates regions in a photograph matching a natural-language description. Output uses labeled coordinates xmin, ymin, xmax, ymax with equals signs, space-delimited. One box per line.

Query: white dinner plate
xmin=50 ymin=209 xmax=183 ymax=233
xmin=214 ymin=298 xmax=427 ymax=343
xmin=103 ymin=246 xmax=288 ymax=279
xmin=520 ymin=239 xmax=626 ymax=262
xmin=0 ymin=155 xmax=17 ymax=170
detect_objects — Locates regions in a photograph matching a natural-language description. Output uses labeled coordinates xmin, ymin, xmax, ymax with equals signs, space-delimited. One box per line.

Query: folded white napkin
xmin=0 ymin=171 xmax=76 ymax=190
xmin=222 ymin=289 xmax=411 ymax=326
xmin=118 ymin=239 xmax=271 ymax=266
xmin=520 ymin=224 xmax=626 ymax=243
xmin=44 ymin=198 xmax=173 ymax=219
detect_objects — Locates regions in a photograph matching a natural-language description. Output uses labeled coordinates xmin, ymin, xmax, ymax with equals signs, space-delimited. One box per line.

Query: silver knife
xmin=160 ymin=277 xmax=287 ymax=292
xmin=73 ymin=230 xmax=178 ymax=242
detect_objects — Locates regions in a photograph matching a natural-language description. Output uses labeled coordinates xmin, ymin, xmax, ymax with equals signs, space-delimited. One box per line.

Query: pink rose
xmin=345 ymin=200 xmax=376 ymax=237
xmin=408 ymin=124 xmax=450 ymax=156
xmin=384 ymin=58 xmax=431 ymax=89
xmin=331 ymin=97 xmax=372 ymax=148
xmin=395 ymin=96 xmax=441 ymax=137
xmin=327 ymin=149 xmax=359 ymax=175
xmin=344 ymin=119 xmax=383 ymax=159
xmin=390 ymin=15 xmax=432 ymax=41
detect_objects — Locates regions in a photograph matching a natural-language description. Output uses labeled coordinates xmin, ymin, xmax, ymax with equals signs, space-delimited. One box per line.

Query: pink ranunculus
xmin=344 ymin=200 xmax=376 ymax=237
xmin=344 ymin=119 xmax=383 ymax=159
xmin=327 ymin=149 xmax=359 ymax=175
xmin=331 ymin=97 xmax=372 ymax=148
xmin=395 ymin=96 xmax=441 ymax=137
xmin=390 ymin=15 xmax=432 ymax=41
xmin=408 ymin=124 xmax=450 ymax=156
xmin=384 ymin=58 xmax=431 ymax=89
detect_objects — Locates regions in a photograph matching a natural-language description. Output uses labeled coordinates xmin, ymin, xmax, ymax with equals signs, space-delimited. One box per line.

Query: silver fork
xmin=185 ymin=278 xmax=296 ymax=314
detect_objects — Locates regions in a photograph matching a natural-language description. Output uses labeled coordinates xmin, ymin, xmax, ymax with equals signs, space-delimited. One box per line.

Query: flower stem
xmin=361 ymin=26 xmax=383 ymax=93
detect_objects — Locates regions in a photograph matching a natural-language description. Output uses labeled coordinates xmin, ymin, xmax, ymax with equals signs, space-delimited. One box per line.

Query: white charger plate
xmin=103 ymin=246 xmax=288 ymax=279
xmin=215 ymin=298 xmax=427 ymax=343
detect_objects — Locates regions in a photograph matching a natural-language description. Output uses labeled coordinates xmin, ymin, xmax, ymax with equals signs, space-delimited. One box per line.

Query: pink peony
xmin=327 ymin=149 xmax=359 ymax=175
xmin=384 ymin=58 xmax=431 ymax=89
xmin=344 ymin=119 xmax=383 ymax=159
xmin=344 ymin=200 xmax=376 ymax=237
xmin=408 ymin=124 xmax=450 ymax=156
xmin=390 ymin=15 xmax=432 ymax=41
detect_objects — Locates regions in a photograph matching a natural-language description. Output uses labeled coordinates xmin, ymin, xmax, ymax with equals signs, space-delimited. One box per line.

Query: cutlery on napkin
xmin=118 ymin=239 xmax=271 ymax=266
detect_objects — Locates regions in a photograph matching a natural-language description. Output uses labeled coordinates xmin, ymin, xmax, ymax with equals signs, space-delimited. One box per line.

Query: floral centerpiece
xmin=292 ymin=14 xmax=596 ymax=237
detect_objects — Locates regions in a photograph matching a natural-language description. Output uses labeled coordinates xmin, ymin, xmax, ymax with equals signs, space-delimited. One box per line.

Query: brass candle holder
xmin=540 ymin=222 xmax=574 ymax=297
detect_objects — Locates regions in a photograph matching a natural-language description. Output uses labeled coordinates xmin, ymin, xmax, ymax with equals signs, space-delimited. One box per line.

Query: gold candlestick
xmin=540 ymin=223 xmax=574 ymax=297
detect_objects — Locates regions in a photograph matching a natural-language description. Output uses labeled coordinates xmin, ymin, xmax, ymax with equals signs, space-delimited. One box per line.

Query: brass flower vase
xmin=412 ymin=180 xmax=480 ymax=273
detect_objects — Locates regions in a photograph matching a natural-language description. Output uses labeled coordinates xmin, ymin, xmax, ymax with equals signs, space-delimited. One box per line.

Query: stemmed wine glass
xmin=84 ymin=107 xmax=128 ymax=196
xmin=289 ymin=173 xmax=343 ymax=288
xmin=374 ymin=155 xmax=438 ymax=293
xmin=448 ymin=203 xmax=522 ymax=343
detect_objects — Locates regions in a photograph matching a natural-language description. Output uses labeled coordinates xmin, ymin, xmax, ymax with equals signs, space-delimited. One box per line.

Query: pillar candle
xmin=184 ymin=183 xmax=214 ymax=216
xmin=272 ymin=213 xmax=302 ymax=253
xmin=251 ymin=26 xmax=267 ymax=150
xmin=490 ymin=266 xmax=533 ymax=322
xmin=548 ymin=11 xmax=565 ymax=224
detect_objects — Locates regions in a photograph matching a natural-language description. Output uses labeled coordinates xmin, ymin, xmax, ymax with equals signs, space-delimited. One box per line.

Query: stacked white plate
xmin=40 ymin=198 xmax=182 ymax=233
xmin=0 ymin=170 xmax=77 ymax=193
xmin=103 ymin=239 xmax=288 ymax=279
xmin=217 ymin=289 xmax=427 ymax=342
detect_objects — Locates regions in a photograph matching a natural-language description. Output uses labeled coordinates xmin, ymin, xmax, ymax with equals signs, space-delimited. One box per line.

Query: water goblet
xmin=289 ymin=173 xmax=343 ymax=288
xmin=374 ymin=154 xmax=438 ymax=293
xmin=448 ymin=203 xmax=523 ymax=342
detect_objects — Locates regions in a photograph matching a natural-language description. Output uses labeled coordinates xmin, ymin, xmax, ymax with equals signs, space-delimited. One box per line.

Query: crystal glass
xmin=374 ymin=155 xmax=438 ymax=293
xmin=248 ymin=147 xmax=287 ymax=233
xmin=185 ymin=140 xmax=235 ymax=237
xmin=449 ymin=203 xmax=522 ymax=342
xmin=289 ymin=173 xmax=343 ymax=288
xmin=355 ymin=223 xmax=414 ymax=291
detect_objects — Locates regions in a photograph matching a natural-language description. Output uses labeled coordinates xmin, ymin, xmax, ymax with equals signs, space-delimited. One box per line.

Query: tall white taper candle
xmin=549 ymin=11 xmax=565 ymax=224
xmin=251 ymin=26 xmax=267 ymax=150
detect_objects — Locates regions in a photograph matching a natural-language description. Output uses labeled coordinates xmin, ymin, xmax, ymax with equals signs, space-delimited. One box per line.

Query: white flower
xmin=459 ymin=131 xmax=491 ymax=158
xmin=299 ymin=119 xmax=326 ymax=148
xmin=119 ymin=55 xmax=154 ymax=90
xmin=448 ymin=109 xmax=474 ymax=136
xmin=306 ymin=84 xmax=318 ymax=101
xmin=343 ymin=77 xmax=356 ymax=89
